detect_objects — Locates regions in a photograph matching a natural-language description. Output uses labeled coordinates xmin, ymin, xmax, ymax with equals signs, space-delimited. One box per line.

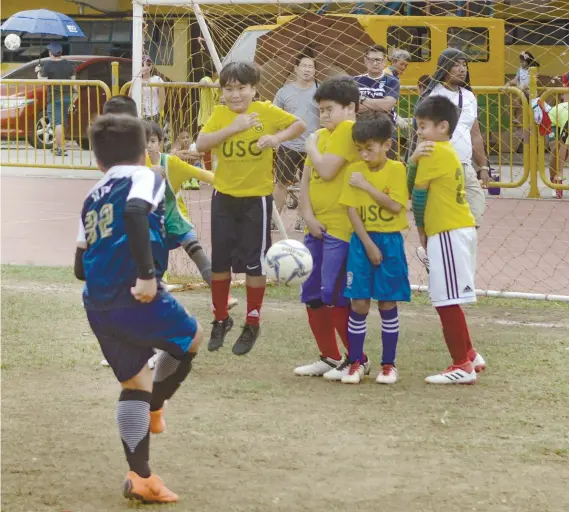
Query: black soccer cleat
xmin=232 ymin=324 xmax=261 ymax=356
xmin=207 ymin=316 xmax=234 ymax=352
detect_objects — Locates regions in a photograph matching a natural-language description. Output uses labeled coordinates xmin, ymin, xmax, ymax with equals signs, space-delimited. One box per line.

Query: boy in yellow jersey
xmin=196 ymin=62 xmax=306 ymax=356
xmin=410 ymin=96 xmax=486 ymax=384
xmin=294 ymin=77 xmax=364 ymax=380
xmin=340 ymin=112 xmax=410 ymax=385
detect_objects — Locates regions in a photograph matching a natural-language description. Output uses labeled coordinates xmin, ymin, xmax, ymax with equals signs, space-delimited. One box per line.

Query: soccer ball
xmin=4 ymin=34 xmax=21 ymax=51
xmin=266 ymin=239 xmax=313 ymax=286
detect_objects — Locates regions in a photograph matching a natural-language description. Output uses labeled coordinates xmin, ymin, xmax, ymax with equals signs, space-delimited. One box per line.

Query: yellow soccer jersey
xmin=145 ymin=153 xmax=214 ymax=226
xmin=340 ymin=160 xmax=409 ymax=233
xmin=414 ymin=141 xmax=476 ymax=237
xmin=306 ymin=120 xmax=360 ymax=242
xmin=201 ymin=101 xmax=297 ymax=197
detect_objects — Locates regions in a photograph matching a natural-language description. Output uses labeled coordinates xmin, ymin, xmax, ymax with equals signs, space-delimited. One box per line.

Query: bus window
xmin=387 ymin=26 xmax=431 ymax=62
xmin=447 ymin=27 xmax=489 ymax=62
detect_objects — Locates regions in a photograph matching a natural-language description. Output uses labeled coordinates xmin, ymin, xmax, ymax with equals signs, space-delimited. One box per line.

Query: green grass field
xmin=2 ymin=265 xmax=569 ymax=511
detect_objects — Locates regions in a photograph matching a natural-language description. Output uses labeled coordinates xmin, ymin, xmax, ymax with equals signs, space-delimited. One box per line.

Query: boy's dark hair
xmin=146 ymin=120 xmax=163 ymax=142
xmin=102 ymin=95 xmax=138 ymax=117
xmin=313 ymin=77 xmax=360 ymax=113
xmin=219 ymin=62 xmax=261 ymax=87
xmin=90 ymin=114 xmax=146 ymax=168
xmin=415 ymin=96 xmax=459 ymax=137
xmin=418 ymin=74 xmax=431 ymax=91
xmin=352 ymin=111 xmax=394 ymax=143
xmin=366 ymin=45 xmax=387 ymax=56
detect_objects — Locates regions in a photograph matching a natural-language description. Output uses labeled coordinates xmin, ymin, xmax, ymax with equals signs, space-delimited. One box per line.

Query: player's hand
xmin=305 ymin=217 xmax=326 ymax=239
xmin=411 ymin=141 xmax=435 ymax=164
xmin=349 ymin=172 xmax=369 ymax=190
xmin=365 ymin=243 xmax=382 ymax=266
xmin=305 ymin=132 xmax=318 ymax=151
xmin=419 ymin=232 xmax=428 ymax=251
xmin=131 ymin=278 xmax=157 ymax=303
xmin=257 ymin=135 xmax=279 ymax=150
xmin=479 ymin=167 xmax=490 ymax=188
xmin=175 ymin=149 xmax=203 ymax=164
xmin=231 ymin=112 xmax=260 ymax=133
xmin=151 ymin=165 xmax=166 ymax=179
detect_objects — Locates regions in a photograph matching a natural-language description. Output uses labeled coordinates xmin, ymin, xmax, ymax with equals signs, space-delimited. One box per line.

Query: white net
xmin=135 ymin=0 xmax=569 ymax=299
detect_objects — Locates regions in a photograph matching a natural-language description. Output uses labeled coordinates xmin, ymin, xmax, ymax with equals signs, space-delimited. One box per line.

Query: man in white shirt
xmin=418 ymin=48 xmax=489 ymax=227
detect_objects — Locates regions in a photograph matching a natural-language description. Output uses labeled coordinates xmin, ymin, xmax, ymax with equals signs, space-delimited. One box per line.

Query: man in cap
xmin=37 ymin=42 xmax=76 ymax=156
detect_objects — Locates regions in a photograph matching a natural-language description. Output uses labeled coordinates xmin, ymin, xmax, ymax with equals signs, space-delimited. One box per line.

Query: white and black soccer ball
xmin=4 ymin=34 xmax=21 ymax=51
xmin=266 ymin=239 xmax=313 ymax=286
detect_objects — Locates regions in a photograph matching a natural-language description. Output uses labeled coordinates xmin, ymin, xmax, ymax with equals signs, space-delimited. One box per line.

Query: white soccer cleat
xmin=294 ymin=356 xmax=341 ymax=377
xmin=100 ymin=359 xmax=110 ymax=367
xmin=341 ymin=361 xmax=365 ymax=384
xmin=425 ymin=365 xmax=477 ymax=385
xmin=471 ymin=352 xmax=486 ymax=373
xmin=416 ymin=245 xmax=430 ymax=273
xmin=376 ymin=365 xmax=398 ymax=384
xmin=324 ymin=355 xmax=371 ymax=381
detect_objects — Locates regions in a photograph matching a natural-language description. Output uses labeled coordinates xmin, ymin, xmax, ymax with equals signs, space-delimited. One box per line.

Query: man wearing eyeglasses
xmin=353 ymin=45 xmax=400 ymax=123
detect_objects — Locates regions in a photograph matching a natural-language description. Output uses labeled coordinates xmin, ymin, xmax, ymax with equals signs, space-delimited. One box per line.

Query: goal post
xmin=132 ymin=0 xmax=569 ymax=300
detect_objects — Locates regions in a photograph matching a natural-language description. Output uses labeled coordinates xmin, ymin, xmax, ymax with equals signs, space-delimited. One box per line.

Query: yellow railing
xmin=538 ymin=86 xmax=569 ymax=192
xmin=398 ymin=85 xmax=532 ymax=191
xmin=119 ymin=80 xmax=220 ymax=150
xmin=1 ymin=79 xmax=112 ymax=170
xmin=2 ymin=74 xmax=565 ymax=197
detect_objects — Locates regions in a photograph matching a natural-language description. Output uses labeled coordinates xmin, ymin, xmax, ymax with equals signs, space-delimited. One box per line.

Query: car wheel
xmin=31 ymin=114 xmax=54 ymax=150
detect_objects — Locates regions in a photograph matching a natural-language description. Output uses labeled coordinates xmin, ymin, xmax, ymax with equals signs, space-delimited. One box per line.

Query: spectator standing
xmin=137 ymin=56 xmax=166 ymax=123
xmin=386 ymin=49 xmax=411 ymax=80
xmin=273 ymin=54 xmax=320 ymax=230
xmin=417 ymin=48 xmax=489 ymax=227
xmin=354 ymin=45 xmax=400 ymax=123
xmin=37 ymin=43 xmax=76 ymax=157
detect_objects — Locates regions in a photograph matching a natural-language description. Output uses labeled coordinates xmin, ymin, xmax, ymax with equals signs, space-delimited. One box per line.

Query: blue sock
xmin=380 ymin=306 xmax=399 ymax=365
xmin=348 ymin=310 xmax=367 ymax=363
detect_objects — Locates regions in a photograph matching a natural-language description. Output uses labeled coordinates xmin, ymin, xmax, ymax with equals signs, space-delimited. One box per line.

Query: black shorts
xmin=211 ymin=190 xmax=273 ymax=276
xmin=275 ymin=146 xmax=306 ymax=185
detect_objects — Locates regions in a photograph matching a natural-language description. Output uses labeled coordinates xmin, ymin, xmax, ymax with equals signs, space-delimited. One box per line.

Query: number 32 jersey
xmin=77 ymin=165 xmax=167 ymax=310
xmin=414 ymin=141 xmax=475 ymax=237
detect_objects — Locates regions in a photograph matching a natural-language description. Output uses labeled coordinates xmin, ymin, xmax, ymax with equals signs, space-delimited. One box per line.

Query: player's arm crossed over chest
xmin=409 ymin=141 xmax=436 ymax=249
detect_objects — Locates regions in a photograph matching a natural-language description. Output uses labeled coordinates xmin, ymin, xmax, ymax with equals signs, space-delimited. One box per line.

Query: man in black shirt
xmin=38 ymin=43 xmax=76 ymax=156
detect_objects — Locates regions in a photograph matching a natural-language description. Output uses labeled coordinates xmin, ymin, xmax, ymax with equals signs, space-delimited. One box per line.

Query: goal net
xmin=133 ymin=0 xmax=569 ymax=300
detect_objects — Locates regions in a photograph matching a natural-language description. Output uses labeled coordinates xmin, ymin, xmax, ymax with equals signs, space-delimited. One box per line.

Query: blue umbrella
xmin=0 ymin=9 xmax=85 ymax=37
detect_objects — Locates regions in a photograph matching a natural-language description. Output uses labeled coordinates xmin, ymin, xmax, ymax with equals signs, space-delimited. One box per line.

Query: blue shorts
xmin=345 ymin=232 xmax=411 ymax=302
xmin=167 ymin=230 xmax=198 ymax=251
xmin=300 ymin=232 xmax=349 ymax=307
xmin=47 ymin=96 xmax=71 ymax=127
xmin=86 ymin=292 xmax=198 ymax=383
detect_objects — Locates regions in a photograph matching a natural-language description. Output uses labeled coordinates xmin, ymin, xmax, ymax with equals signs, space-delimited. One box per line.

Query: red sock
xmin=436 ymin=305 xmax=471 ymax=366
xmin=212 ymin=279 xmax=231 ymax=321
xmin=306 ymin=307 xmax=341 ymax=360
xmin=245 ymin=285 xmax=265 ymax=326
xmin=329 ymin=306 xmax=350 ymax=350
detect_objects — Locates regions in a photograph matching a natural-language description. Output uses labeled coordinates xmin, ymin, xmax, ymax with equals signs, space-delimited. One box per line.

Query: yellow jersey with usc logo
xmin=340 ymin=160 xmax=408 ymax=233
xmin=414 ymin=141 xmax=475 ymax=237
xmin=201 ymin=101 xmax=297 ymax=197
xmin=306 ymin=120 xmax=360 ymax=242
